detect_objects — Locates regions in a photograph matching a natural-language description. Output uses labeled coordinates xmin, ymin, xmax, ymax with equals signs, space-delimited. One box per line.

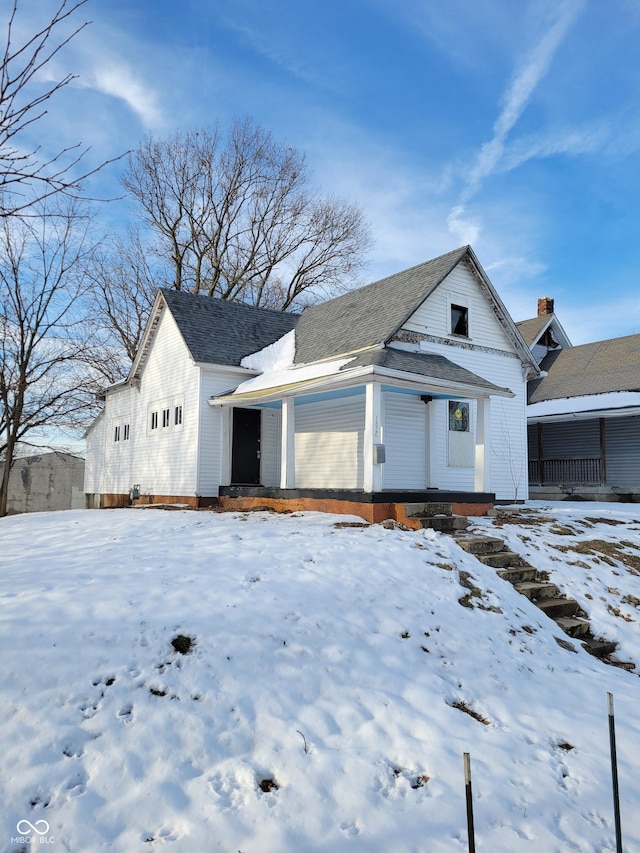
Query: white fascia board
xmin=528 ymin=391 xmax=640 ymax=421
xmin=208 ymin=363 xmax=514 ymax=407
xmin=370 ymin=366 xmax=514 ymax=399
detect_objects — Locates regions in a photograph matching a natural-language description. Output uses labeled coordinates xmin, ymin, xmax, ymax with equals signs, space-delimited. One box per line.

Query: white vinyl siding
xmin=294 ymin=395 xmax=365 ymax=489
xmin=197 ymin=368 xmax=247 ymax=496
xmin=383 ymin=393 xmax=427 ymax=489
xmin=261 ymin=408 xmax=282 ymax=487
xmin=403 ymin=261 xmax=513 ymax=352
xmin=424 ymin=348 xmax=528 ymax=500
xmin=85 ymin=308 xmax=200 ymax=497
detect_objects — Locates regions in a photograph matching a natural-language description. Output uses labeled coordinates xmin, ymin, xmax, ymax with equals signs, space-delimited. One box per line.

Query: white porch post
xmin=364 ymin=382 xmax=383 ymax=492
xmin=280 ymin=397 xmax=295 ymax=489
xmin=474 ymin=396 xmax=491 ymax=492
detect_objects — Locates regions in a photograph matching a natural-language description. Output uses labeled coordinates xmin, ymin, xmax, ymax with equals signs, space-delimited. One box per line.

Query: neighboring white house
xmin=517 ymin=297 xmax=640 ymax=501
xmin=84 ymin=246 xmax=539 ymax=520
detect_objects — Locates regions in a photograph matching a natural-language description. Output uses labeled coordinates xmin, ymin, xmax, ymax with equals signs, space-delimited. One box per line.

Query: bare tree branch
xmin=121 ymin=119 xmax=372 ymax=310
xmin=0 ymin=198 xmax=99 ymax=515
xmin=0 ymin=0 xmax=126 ymax=217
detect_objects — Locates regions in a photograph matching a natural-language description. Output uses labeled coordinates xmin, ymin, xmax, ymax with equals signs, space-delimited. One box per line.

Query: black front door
xmin=231 ymin=408 xmax=261 ymax=485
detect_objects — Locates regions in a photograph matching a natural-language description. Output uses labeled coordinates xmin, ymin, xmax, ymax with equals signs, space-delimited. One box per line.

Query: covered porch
xmin=210 ymin=354 xmax=515 ymax=517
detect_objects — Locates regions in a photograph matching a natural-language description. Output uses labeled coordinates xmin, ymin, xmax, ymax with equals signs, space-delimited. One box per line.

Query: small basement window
xmin=451 ymin=304 xmax=469 ymax=337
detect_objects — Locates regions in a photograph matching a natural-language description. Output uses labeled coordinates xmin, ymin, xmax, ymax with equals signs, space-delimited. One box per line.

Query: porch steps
xmin=408 ymin=503 xmax=470 ymax=534
xmin=451 ymin=527 xmax=634 ymax=670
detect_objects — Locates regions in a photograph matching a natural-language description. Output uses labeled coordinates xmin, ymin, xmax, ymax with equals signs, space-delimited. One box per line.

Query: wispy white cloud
xmin=461 ymin=0 xmax=585 ymax=203
xmin=76 ymin=63 xmax=164 ymax=130
xmin=498 ymin=123 xmax=610 ymax=173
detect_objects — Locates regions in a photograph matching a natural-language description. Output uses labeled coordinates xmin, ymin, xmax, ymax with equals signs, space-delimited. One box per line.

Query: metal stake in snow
xmin=608 ymin=692 xmax=623 ymax=853
xmin=463 ymin=752 xmax=476 ymax=853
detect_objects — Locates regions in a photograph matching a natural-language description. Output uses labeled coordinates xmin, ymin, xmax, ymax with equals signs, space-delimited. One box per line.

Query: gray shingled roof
xmin=528 ymin=333 xmax=640 ymax=403
xmin=162 ymin=289 xmax=298 ymax=366
xmin=293 ymin=246 xmax=469 ymax=364
xmin=344 ymin=348 xmax=511 ymax=394
xmin=515 ymin=315 xmax=550 ymax=348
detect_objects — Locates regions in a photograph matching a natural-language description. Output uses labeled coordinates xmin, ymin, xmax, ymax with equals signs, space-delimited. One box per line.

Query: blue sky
xmin=16 ymin=0 xmax=640 ymax=344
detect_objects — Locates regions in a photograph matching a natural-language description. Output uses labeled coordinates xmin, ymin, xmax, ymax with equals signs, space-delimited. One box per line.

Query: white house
xmin=84 ymin=246 xmax=539 ymax=522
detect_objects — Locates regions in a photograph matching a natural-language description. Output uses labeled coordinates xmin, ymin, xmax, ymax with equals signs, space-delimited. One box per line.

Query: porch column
xmin=280 ymin=397 xmax=295 ymax=489
xmin=474 ymin=396 xmax=491 ymax=493
xmin=364 ymin=382 xmax=383 ymax=492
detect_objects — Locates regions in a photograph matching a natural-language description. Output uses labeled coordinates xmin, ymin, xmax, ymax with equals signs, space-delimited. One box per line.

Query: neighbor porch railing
xmin=529 ymin=458 xmax=602 ymax=485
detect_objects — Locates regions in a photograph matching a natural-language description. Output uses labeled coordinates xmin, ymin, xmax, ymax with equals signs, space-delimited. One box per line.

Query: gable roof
xmin=515 ymin=313 xmax=572 ymax=352
xmin=516 ymin=315 xmax=551 ymax=348
xmin=293 ymin=246 xmax=467 ymax=364
xmin=162 ymin=289 xmax=299 ymax=366
xmin=293 ymin=245 xmax=537 ymax=370
xmin=528 ymin=333 xmax=640 ymax=403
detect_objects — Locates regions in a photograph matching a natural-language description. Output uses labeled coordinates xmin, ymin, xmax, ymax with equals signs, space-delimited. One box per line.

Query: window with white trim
xmin=162 ymin=407 xmax=171 ymax=428
xmin=114 ymin=424 xmax=121 ymax=442
xmin=150 ymin=411 xmax=158 ymax=430
xmin=174 ymin=404 xmax=182 ymax=426
xmin=123 ymin=423 xmax=130 ymax=440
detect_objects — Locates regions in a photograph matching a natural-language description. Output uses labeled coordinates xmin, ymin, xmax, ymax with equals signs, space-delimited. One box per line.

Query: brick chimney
xmin=537 ymin=296 xmax=554 ymax=316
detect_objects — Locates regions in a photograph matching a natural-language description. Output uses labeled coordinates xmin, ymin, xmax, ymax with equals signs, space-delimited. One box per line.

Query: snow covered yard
xmin=2 ymin=503 xmax=640 ymax=852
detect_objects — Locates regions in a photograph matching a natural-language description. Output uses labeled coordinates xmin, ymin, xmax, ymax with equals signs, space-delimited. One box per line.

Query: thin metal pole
xmin=463 ymin=752 xmax=476 ymax=853
xmin=608 ymin=692 xmax=623 ymax=853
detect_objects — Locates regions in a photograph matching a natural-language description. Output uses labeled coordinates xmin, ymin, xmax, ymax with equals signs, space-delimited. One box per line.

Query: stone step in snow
xmin=582 ymin=638 xmax=618 ymax=659
xmin=538 ymin=597 xmax=582 ymax=619
xmin=496 ymin=566 xmax=538 ymax=583
xmin=455 ymin=535 xmax=505 ymax=555
xmin=419 ymin=516 xmax=469 ymax=533
xmin=513 ymin=580 xmax=560 ymax=601
xmin=554 ymin=615 xmax=591 ymax=638
xmin=476 ymin=550 xmax=527 ymax=569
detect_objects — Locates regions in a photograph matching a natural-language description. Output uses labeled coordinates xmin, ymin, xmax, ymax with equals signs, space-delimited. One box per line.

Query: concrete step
xmin=513 ymin=580 xmax=560 ymax=601
xmin=496 ymin=566 xmax=538 ymax=583
xmin=455 ymin=535 xmax=505 ymax=555
xmin=582 ymin=638 xmax=618 ymax=659
xmin=554 ymin=615 xmax=591 ymax=638
xmin=537 ymin=597 xmax=582 ymax=619
xmin=419 ymin=515 xmax=469 ymax=533
xmin=477 ymin=551 xmax=527 ymax=569
xmin=407 ymin=502 xmax=453 ymax=518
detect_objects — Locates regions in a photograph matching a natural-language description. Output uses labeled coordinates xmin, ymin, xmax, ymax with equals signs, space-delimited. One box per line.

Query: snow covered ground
xmin=2 ymin=502 xmax=640 ymax=852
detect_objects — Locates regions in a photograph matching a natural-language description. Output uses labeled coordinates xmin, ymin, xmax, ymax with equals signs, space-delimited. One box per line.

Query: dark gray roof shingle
xmin=162 ymin=289 xmax=298 ymax=366
xmin=528 ymin=333 xmax=640 ymax=403
xmin=345 ymin=348 xmax=510 ymax=394
xmin=293 ymin=246 xmax=469 ymax=364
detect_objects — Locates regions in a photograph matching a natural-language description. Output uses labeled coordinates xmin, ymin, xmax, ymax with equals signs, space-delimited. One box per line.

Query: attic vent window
xmin=451 ymin=304 xmax=468 ymax=337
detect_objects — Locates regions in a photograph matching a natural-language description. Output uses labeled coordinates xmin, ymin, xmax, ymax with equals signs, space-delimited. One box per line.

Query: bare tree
xmin=0 ymin=198 xmax=97 ymax=516
xmin=122 ymin=119 xmax=372 ymax=310
xmin=0 ymin=0 xmax=123 ymax=216
xmin=81 ymin=227 xmax=157 ymax=384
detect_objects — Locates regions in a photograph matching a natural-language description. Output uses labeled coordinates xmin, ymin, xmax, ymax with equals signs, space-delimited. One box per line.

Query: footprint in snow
xmin=117 ymin=703 xmax=133 ymax=724
xmin=339 ymin=822 xmax=360 ymax=837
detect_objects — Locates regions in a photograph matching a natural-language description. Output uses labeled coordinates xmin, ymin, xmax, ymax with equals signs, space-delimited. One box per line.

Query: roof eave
xmin=209 ymin=361 xmax=514 ymax=407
